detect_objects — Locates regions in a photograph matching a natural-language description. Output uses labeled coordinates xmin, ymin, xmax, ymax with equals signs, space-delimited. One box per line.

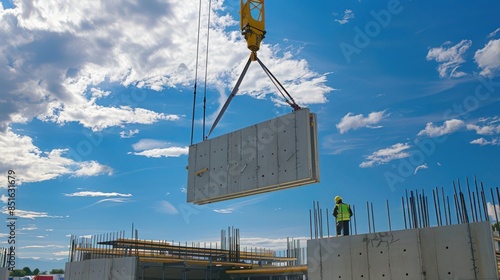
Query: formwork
xmin=307 ymin=221 xmax=498 ymax=280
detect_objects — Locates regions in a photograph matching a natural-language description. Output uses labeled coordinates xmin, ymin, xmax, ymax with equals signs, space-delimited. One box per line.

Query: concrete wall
xmin=0 ymin=268 xmax=8 ymax=280
xmin=65 ymin=257 xmax=137 ymax=280
xmin=307 ymin=222 xmax=498 ymax=280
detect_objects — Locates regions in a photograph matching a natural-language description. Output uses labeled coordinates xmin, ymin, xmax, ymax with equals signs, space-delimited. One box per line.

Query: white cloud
xmin=414 ymin=164 xmax=428 ymax=175
xmin=0 ymin=1 xmax=331 ymax=132
xmin=474 ymin=39 xmax=500 ymax=77
xmin=470 ymin=137 xmax=499 ymax=146
xmin=240 ymin=237 xmax=309 ymax=251
xmin=466 ymin=123 xmax=500 ymax=135
xmin=132 ymin=139 xmax=170 ymax=151
xmin=2 ymin=208 xmax=64 ymax=219
xmin=130 ymin=146 xmax=188 ymax=158
xmin=426 ymin=40 xmax=472 ymax=78
xmin=0 ymin=129 xmax=112 ymax=188
xmin=336 ymin=111 xmax=387 ymax=134
xmin=64 ymin=191 xmax=132 ymax=197
xmin=335 ymin=9 xmax=355 ymax=25
xmin=360 ymin=143 xmax=411 ymax=168
xmin=417 ymin=119 xmax=464 ymax=137
xmin=120 ymin=129 xmax=139 ymax=138
xmin=489 ymin=28 xmax=500 ymax=38
xmin=487 ymin=202 xmax=500 ymax=221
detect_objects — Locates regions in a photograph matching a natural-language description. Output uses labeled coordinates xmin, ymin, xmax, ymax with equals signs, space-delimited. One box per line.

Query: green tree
xmin=9 ymin=269 xmax=26 ymax=276
xmin=492 ymin=222 xmax=500 ymax=232
xmin=22 ymin=266 xmax=33 ymax=275
xmin=50 ymin=268 xmax=65 ymax=274
xmin=33 ymin=268 xmax=40 ymax=275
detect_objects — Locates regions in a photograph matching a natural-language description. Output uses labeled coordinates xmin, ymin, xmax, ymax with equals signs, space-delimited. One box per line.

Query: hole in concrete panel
xmin=446 ymin=246 xmax=449 ymax=249
xmin=448 ymin=272 xmax=451 ymax=275
xmin=359 ymin=252 xmax=362 ymax=255
xmin=337 ymin=254 xmax=341 ymax=257
xmin=361 ymin=275 xmax=363 ymax=278
xmin=380 ymin=251 xmax=383 ymax=254
xmin=382 ymin=274 xmax=385 ymax=277
xmin=404 ymin=249 xmax=407 ymax=252
xmin=406 ymin=273 xmax=409 ymax=276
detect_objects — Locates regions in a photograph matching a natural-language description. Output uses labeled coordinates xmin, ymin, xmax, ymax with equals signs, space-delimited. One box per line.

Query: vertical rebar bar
xmin=432 ymin=189 xmax=439 ymax=226
xmin=387 ymin=200 xmax=392 ymax=231
xmin=402 ymin=197 xmax=407 ymax=229
xmin=475 ymin=176 xmax=483 ymax=221
xmin=371 ymin=202 xmax=376 ymax=233
xmin=309 ymin=209 xmax=313 ymax=239
xmin=481 ymin=182 xmax=489 ymax=221
xmin=367 ymin=201 xmax=371 ymax=233
xmin=490 ymin=187 xmax=499 ymax=227
xmin=353 ymin=204 xmax=357 ymax=235
xmin=326 ymin=208 xmax=330 ymax=237
xmin=466 ymin=177 xmax=476 ymax=223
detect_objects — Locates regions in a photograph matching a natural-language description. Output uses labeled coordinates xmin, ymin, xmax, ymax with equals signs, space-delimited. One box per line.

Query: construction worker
xmin=333 ymin=196 xmax=353 ymax=236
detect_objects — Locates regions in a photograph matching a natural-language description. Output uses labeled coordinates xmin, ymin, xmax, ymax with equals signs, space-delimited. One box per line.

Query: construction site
xmin=1 ymin=1 xmax=498 ymax=280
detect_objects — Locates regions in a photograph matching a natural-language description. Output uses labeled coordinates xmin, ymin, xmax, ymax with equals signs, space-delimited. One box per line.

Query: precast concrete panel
xmin=111 ymin=257 xmax=136 ymax=280
xmin=190 ymin=140 xmax=210 ymax=202
xmin=330 ymin=236 xmax=352 ymax=280
xmin=277 ymin=112 xmax=297 ymax=183
xmin=469 ymin=222 xmax=499 ymax=279
xmin=187 ymin=108 xmax=319 ymax=204
xmin=365 ymin=232 xmax=392 ymax=279
xmin=349 ymin=234 xmax=370 ymax=280
xmin=387 ymin=229 xmax=422 ymax=279
xmin=256 ymin=118 xmax=279 ymax=188
xmin=208 ymin=134 xmax=228 ymax=197
xmin=433 ymin=224 xmax=475 ymax=279
xmin=227 ymin=129 xmax=242 ymax=195
xmin=239 ymin=125 xmax=258 ymax=193
xmin=87 ymin=259 xmax=110 ymax=279
xmin=419 ymin=227 xmax=439 ymax=279
xmin=307 ymin=239 xmax=321 ymax=280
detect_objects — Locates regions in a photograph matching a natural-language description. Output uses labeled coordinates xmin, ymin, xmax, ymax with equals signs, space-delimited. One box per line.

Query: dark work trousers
xmin=336 ymin=221 xmax=350 ymax=236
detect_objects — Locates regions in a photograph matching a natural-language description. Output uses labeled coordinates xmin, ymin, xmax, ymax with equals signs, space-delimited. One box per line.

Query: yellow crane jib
xmin=240 ymin=0 xmax=266 ymax=60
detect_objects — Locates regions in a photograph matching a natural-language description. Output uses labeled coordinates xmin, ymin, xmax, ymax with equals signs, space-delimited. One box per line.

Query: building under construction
xmin=62 ymin=180 xmax=500 ymax=280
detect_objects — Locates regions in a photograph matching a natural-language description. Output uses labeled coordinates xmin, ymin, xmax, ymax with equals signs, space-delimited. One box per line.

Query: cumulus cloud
xmin=64 ymin=191 xmax=132 ymax=197
xmin=470 ymin=137 xmax=499 ymax=146
xmin=360 ymin=143 xmax=411 ymax=168
xmin=0 ymin=0 xmax=331 ymax=133
xmin=417 ymin=119 xmax=465 ymax=137
xmin=336 ymin=111 xmax=387 ymax=134
xmin=426 ymin=40 xmax=472 ymax=78
xmin=335 ymin=9 xmax=355 ymax=25
xmin=0 ymin=129 xmax=112 ymax=188
xmin=120 ymin=129 xmax=140 ymax=138
xmin=474 ymin=39 xmax=500 ymax=77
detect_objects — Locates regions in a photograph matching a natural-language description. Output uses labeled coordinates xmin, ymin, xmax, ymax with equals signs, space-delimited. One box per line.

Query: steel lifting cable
xmin=190 ymin=0 xmax=204 ymax=145
xmin=202 ymin=0 xmax=212 ymax=140
xmin=256 ymin=57 xmax=301 ymax=111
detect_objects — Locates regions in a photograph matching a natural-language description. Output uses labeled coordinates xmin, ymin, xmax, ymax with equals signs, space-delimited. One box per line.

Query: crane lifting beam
xmin=240 ymin=0 xmax=266 ymax=58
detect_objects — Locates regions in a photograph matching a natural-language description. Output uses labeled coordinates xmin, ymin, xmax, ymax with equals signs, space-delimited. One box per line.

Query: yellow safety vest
xmin=336 ymin=203 xmax=351 ymax=221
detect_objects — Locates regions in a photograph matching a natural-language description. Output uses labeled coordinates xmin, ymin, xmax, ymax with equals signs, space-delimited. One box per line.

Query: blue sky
xmin=1 ymin=0 xmax=499 ymax=272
